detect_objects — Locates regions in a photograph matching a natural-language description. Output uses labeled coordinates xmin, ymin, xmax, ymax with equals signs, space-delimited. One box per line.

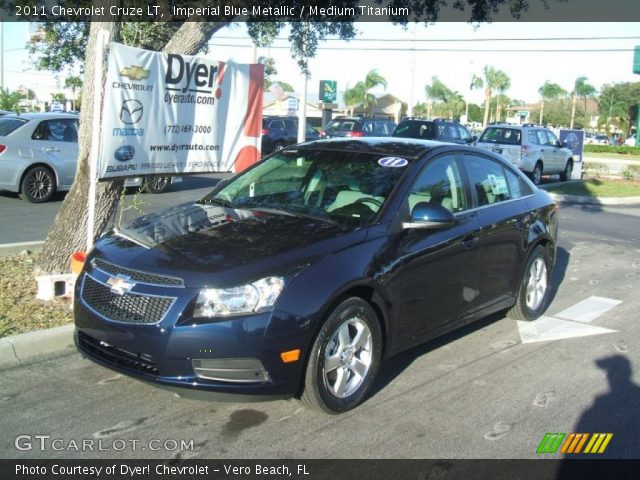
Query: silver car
xmin=0 ymin=113 xmax=175 ymax=202
xmin=475 ymin=123 xmax=574 ymax=185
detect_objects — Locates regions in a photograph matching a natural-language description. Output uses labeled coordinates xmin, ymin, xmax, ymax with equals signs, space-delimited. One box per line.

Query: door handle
xmin=44 ymin=147 xmax=60 ymax=153
xmin=461 ymin=234 xmax=479 ymax=250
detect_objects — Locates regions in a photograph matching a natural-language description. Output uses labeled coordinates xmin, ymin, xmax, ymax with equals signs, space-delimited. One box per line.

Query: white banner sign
xmin=99 ymin=43 xmax=264 ymax=179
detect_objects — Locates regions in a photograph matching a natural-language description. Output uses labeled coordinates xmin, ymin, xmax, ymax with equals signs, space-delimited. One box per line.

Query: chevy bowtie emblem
xmin=106 ymin=274 xmax=136 ymax=295
xmin=120 ymin=65 xmax=150 ymax=80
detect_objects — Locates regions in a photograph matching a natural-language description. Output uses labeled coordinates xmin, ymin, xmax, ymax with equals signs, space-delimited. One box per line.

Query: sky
xmin=2 ymin=21 xmax=640 ymax=107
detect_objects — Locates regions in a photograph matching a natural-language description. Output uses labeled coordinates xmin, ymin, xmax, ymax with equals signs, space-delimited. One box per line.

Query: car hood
xmin=92 ymin=202 xmax=366 ymax=288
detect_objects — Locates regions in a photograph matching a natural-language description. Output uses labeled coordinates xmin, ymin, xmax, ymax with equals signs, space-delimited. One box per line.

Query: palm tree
xmin=343 ymin=70 xmax=387 ymax=116
xmin=481 ymin=66 xmax=509 ymax=127
xmin=425 ymin=76 xmax=453 ymax=103
xmin=538 ymin=81 xmax=567 ymax=124
xmin=363 ymin=69 xmax=387 ymax=116
xmin=574 ymin=76 xmax=596 ymax=109
xmin=466 ymin=74 xmax=483 ymax=120
xmin=493 ymin=71 xmax=511 ymax=122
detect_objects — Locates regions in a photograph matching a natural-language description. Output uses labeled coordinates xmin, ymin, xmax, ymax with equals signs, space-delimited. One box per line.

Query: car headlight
xmin=194 ymin=277 xmax=285 ymax=318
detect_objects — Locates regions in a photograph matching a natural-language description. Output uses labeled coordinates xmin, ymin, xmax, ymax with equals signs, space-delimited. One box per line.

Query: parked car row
xmin=0 ymin=113 xmax=176 ymax=203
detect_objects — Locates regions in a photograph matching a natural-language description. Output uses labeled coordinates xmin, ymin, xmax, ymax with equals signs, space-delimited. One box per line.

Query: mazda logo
xmin=120 ymin=99 xmax=143 ymax=125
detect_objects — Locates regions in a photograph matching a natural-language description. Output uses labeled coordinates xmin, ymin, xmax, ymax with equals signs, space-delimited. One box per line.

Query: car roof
xmin=287 ymin=137 xmax=451 ymax=160
xmin=0 ymin=112 xmax=78 ymax=121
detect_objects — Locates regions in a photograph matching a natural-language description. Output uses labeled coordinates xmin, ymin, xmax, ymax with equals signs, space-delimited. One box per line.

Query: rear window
xmin=0 ymin=117 xmax=28 ymax=136
xmin=392 ymin=121 xmax=436 ymax=139
xmin=479 ymin=127 xmax=522 ymax=145
xmin=326 ymin=120 xmax=357 ymax=132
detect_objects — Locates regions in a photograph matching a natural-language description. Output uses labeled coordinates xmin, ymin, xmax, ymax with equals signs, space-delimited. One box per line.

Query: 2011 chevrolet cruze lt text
xmin=75 ymin=138 xmax=558 ymax=413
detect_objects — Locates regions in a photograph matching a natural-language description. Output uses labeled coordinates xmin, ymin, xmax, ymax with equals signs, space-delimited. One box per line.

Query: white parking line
xmin=555 ymin=296 xmax=623 ymax=323
xmin=517 ymin=316 xmax=617 ymax=344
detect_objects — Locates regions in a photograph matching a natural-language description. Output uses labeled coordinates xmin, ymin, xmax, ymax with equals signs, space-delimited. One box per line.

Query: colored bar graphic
xmin=537 ymin=433 xmax=566 ymax=453
xmin=538 ymin=433 xmax=613 ymax=454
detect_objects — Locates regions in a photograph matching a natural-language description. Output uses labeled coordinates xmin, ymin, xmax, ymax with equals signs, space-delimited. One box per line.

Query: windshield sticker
xmin=378 ymin=157 xmax=408 ymax=168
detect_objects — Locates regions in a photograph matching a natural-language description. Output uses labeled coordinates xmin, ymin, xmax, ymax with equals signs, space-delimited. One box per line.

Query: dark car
xmin=392 ymin=118 xmax=475 ymax=144
xmin=261 ymin=115 xmax=319 ymax=155
xmin=75 ymin=138 xmax=558 ymax=413
xmin=320 ymin=117 xmax=396 ymax=138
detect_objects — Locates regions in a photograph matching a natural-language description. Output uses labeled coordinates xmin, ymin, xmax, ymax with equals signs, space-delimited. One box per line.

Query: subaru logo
xmin=120 ymin=99 xmax=143 ymax=125
xmin=106 ymin=274 xmax=136 ymax=295
xmin=114 ymin=145 xmax=135 ymax=162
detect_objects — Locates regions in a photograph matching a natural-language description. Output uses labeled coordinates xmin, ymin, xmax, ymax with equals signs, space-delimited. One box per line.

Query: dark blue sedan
xmin=74 ymin=138 xmax=558 ymax=413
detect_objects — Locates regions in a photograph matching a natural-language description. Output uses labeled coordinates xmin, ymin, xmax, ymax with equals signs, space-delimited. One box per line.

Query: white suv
xmin=476 ymin=124 xmax=574 ymax=185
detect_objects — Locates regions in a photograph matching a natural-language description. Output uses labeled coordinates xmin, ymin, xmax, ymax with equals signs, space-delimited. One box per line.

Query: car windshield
xmin=0 ymin=117 xmax=28 ymax=136
xmin=201 ymin=149 xmax=409 ymax=227
xmin=480 ymin=127 xmax=522 ymax=145
xmin=393 ymin=121 xmax=436 ymax=139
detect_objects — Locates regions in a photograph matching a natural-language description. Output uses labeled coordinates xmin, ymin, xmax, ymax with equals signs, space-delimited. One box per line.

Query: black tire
xmin=20 ymin=166 xmax=56 ymax=203
xmin=144 ymin=176 xmax=171 ymax=194
xmin=528 ymin=162 xmax=543 ymax=186
xmin=301 ymin=297 xmax=382 ymax=413
xmin=507 ymin=245 xmax=552 ymax=321
xmin=559 ymin=159 xmax=573 ymax=182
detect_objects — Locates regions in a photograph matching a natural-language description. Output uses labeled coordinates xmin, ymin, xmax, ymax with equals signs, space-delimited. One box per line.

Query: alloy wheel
xmin=525 ymin=257 xmax=548 ymax=311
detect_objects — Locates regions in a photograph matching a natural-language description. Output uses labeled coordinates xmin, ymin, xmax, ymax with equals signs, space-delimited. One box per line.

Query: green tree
xmin=493 ymin=71 xmax=511 ymax=122
xmin=597 ymin=82 xmax=640 ymax=136
xmin=343 ymin=70 xmax=387 ymax=116
xmin=538 ymin=81 xmax=567 ymax=124
xmin=574 ymin=76 xmax=597 ymax=109
xmin=64 ymin=75 xmax=83 ymax=110
xmin=0 ymin=88 xmax=25 ymax=112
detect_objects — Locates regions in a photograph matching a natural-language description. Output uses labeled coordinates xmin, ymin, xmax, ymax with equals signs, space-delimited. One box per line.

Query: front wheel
xmin=301 ymin=297 xmax=382 ymax=413
xmin=508 ymin=245 xmax=552 ymax=321
xmin=144 ymin=176 xmax=171 ymax=194
xmin=559 ymin=159 xmax=573 ymax=182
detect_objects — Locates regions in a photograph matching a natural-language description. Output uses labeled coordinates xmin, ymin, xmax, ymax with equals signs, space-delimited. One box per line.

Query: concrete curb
xmin=0 ymin=324 xmax=76 ymax=371
xmin=0 ymin=240 xmax=44 ymax=257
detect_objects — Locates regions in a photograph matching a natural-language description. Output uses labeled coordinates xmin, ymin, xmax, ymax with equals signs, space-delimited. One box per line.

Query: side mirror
xmin=471 ymin=135 xmax=478 ymax=143
xmin=402 ymin=202 xmax=455 ymax=229
xmin=215 ymin=178 xmax=230 ymax=189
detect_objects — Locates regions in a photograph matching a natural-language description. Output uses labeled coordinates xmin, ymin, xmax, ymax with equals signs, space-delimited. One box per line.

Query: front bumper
xmin=74 ymin=268 xmax=310 ymax=399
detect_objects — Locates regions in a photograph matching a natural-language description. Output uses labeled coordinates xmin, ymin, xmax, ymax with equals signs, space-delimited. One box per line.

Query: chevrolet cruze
xmin=75 ymin=138 xmax=558 ymax=413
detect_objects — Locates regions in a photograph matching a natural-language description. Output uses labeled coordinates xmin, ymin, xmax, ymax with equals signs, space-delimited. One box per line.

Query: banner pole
xmin=86 ymin=30 xmax=110 ymax=253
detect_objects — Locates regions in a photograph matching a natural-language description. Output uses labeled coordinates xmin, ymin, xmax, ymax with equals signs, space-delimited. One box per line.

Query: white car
xmin=0 ymin=113 xmax=177 ymax=202
xmin=625 ymin=134 xmax=637 ymax=147
xmin=475 ymin=123 xmax=574 ymax=185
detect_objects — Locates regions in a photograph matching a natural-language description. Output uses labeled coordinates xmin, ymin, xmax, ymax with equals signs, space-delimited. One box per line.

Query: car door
xmin=30 ymin=118 xmax=79 ymax=188
xmin=544 ymin=130 xmax=564 ymax=172
xmin=461 ymin=153 xmax=534 ymax=311
xmin=383 ymin=153 xmax=481 ymax=347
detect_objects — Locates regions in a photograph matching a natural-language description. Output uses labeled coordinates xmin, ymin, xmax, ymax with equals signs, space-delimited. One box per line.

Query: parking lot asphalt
xmin=0 ymin=200 xmax=638 ymax=459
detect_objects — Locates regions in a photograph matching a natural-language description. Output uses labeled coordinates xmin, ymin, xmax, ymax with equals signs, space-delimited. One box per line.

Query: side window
xmin=463 ymin=154 xmax=513 ymax=206
xmin=373 ymin=121 xmax=388 ymax=135
xmin=269 ymin=120 xmax=285 ymax=130
xmin=504 ymin=168 xmax=534 ymax=199
xmin=536 ymin=130 xmax=549 ymax=146
xmin=32 ymin=119 xmax=78 ymax=142
xmin=457 ymin=126 xmax=471 ymax=142
xmin=528 ymin=130 xmax=539 ymax=145
xmin=283 ymin=119 xmax=296 ymax=131
xmin=407 ymin=155 xmax=467 ymax=214
xmin=545 ymin=130 xmax=559 ymax=146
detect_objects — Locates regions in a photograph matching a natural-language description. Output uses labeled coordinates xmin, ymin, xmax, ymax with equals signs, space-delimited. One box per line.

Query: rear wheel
xmin=20 ymin=166 xmax=56 ymax=203
xmin=529 ymin=162 xmax=543 ymax=185
xmin=559 ymin=159 xmax=573 ymax=181
xmin=144 ymin=176 xmax=171 ymax=194
xmin=508 ymin=245 xmax=552 ymax=321
xmin=301 ymin=297 xmax=382 ymax=413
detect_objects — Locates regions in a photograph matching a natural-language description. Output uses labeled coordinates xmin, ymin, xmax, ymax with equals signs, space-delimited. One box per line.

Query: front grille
xmin=77 ymin=331 xmax=160 ymax=376
xmin=81 ymin=274 xmax=175 ymax=324
xmin=91 ymin=257 xmax=184 ymax=287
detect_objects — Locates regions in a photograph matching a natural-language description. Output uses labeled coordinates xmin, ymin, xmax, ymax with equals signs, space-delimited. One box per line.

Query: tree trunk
xmin=37 ymin=21 xmax=229 ymax=274
xmin=482 ymin=88 xmax=491 ymax=127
